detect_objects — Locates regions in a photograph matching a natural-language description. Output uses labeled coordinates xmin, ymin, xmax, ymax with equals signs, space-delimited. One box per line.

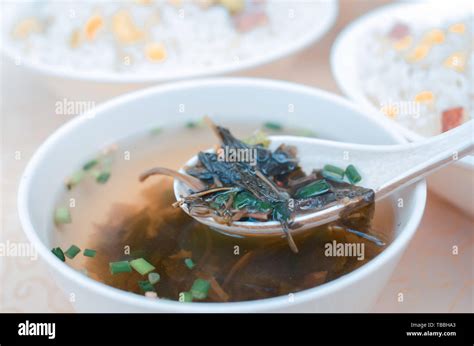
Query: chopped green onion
xmin=190 ymin=278 xmax=211 ymax=300
xmin=66 ymin=170 xmax=85 ymax=190
xmin=83 ymin=159 xmax=99 ymax=171
xmin=263 ymin=121 xmax=283 ymax=131
xmin=51 ymin=247 xmax=65 ymax=262
xmin=83 ymin=249 xmax=97 ymax=258
xmin=345 ymin=164 xmax=362 ymax=184
xmin=64 ymin=245 xmax=81 ymax=259
xmin=184 ymin=258 xmax=195 ymax=270
xmin=109 ymin=261 xmax=132 ymax=274
xmin=138 ymin=280 xmax=156 ymax=292
xmin=295 ymin=179 xmax=331 ymax=198
xmin=130 ymin=258 xmax=156 ymax=275
xmin=324 ymin=164 xmax=345 ymax=177
xmin=96 ymin=171 xmax=111 ymax=184
xmin=322 ymin=170 xmax=344 ymax=182
xmin=179 ymin=291 xmax=193 ymax=302
xmin=148 ymin=272 xmax=161 ymax=285
xmin=54 ymin=207 xmax=71 ymax=225
xmin=321 ymin=165 xmax=345 ymax=182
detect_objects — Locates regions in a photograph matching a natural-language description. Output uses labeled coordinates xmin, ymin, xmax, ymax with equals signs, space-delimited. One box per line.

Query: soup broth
xmin=52 ymin=122 xmax=395 ymax=302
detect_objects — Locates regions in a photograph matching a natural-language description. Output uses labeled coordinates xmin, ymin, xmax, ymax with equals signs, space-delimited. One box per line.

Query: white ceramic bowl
xmin=331 ymin=0 xmax=474 ymax=217
xmin=18 ymin=78 xmax=426 ymax=312
xmin=1 ymin=1 xmax=338 ymax=101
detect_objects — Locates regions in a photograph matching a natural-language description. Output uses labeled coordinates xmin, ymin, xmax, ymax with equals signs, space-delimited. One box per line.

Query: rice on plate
xmin=358 ymin=16 xmax=473 ymax=137
xmin=3 ymin=0 xmax=328 ymax=78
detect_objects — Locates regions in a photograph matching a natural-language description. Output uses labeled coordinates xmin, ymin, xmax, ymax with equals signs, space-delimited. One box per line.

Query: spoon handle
xmin=376 ymin=120 xmax=474 ymax=200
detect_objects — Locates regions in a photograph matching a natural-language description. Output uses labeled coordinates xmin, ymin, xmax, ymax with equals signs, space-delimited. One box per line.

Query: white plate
xmin=331 ymin=0 xmax=474 ymax=216
xmin=1 ymin=0 xmax=338 ymax=100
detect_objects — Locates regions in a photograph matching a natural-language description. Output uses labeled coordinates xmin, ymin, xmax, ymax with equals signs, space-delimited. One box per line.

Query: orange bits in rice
xmin=84 ymin=15 xmax=104 ymax=41
xmin=414 ymin=91 xmax=435 ymax=103
xmin=145 ymin=42 xmax=167 ymax=62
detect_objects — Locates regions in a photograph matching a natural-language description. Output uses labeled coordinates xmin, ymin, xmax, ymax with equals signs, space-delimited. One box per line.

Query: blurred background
xmin=0 ymin=0 xmax=472 ymax=312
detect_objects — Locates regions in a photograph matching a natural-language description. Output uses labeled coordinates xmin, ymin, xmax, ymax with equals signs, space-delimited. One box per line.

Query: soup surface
xmin=51 ymin=122 xmax=394 ymax=302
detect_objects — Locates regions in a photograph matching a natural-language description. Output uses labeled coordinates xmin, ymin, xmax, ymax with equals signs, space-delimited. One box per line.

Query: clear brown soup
xmin=52 ymin=123 xmax=395 ymax=302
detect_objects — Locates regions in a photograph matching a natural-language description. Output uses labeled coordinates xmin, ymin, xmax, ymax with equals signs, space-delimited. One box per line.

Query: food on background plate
xmin=49 ymin=120 xmax=391 ymax=303
xmin=6 ymin=0 xmax=320 ymax=75
xmin=358 ymin=16 xmax=472 ymax=136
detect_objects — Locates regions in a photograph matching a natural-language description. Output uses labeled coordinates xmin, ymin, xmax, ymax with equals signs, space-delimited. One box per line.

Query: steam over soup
xmin=50 ymin=121 xmax=393 ymax=303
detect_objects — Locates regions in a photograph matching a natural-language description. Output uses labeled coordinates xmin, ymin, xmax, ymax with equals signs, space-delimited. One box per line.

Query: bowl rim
xmin=330 ymin=0 xmax=474 ymax=169
xmin=1 ymin=0 xmax=339 ymax=84
xmin=17 ymin=77 xmax=427 ymax=312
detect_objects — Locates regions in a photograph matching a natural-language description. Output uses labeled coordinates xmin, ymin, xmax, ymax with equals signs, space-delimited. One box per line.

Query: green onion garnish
xmin=324 ymin=164 xmax=345 ymax=177
xmin=54 ymin=207 xmax=71 ymax=225
xmin=51 ymin=247 xmax=65 ymax=262
xmin=83 ymin=249 xmax=97 ymax=258
xmin=184 ymin=258 xmax=195 ymax=270
xmin=345 ymin=164 xmax=362 ymax=184
xmin=190 ymin=278 xmax=211 ymax=300
xmin=96 ymin=171 xmax=111 ymax=184
xmin=83 ymin=159 xmax=99 ymax=171
xmin=148 ymin=272 xmax=161 ymax=285
xmin=295 ymin=179 xmax=331 ymax=198
xmin=263 ymin=121 xmax=283 ymax=131
xmin=138 ymin=280 xmax=156 ymax=292
xmin=179 ymin=291 xmax=193 ymax=302
xmin=64 ymin=245 xmax=81 ymax=259
xmin=130 ymin=258 xmax=156 ymax=275
xmin=109 ymin=261 xmax=132 ymax=274
xmin=321 ymin=164 xmax=345 ymax=182
xmin=66 ymin=170 xmax=85 ymax=190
